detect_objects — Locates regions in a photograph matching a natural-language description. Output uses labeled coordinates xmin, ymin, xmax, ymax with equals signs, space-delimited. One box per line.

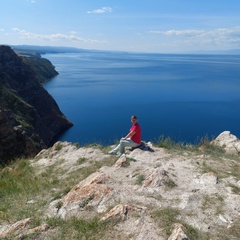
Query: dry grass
xmin=1 ymin=140 xmax=239 ymax=239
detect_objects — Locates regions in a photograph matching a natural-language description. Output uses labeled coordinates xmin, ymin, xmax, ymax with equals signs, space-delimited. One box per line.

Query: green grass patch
xmin=164 ymin=179 xmax=177 ymax=188
xmin=214 ymin=220 xmax=240 ymax=240
xmin=230 ymin=162 xmax=240 ymax=179
xmin=154 ymin=134 xmax=232 ymax=159
xmin=122 ymin=157 xmax=137 ymax=167
xmin=201 ymin=193 xmax=224 ymax=215
xmin=201 ymin=161 xmax=217 ymax=174
xmin=73 ymin=142 xmax=81 ymax=148
xmin=229 ymin=183 xmax=240 ymax=195
xmin=46 ymin=217 xmax=109 ymax=240
xmin=0 ymin=158 xmax=59 ymax=222
xmin=77 ymin=157 xmax=87 ymax=165
xmin=152 ymin=208 xmax=210 ymax=239
xmin=55 ymin=143 xmax=63 ymax=151
xmin=152 ymin=208 xmax=180 ymax=235
xmin=155 ymin=135 xmax=178 ymax=149
xmin=0 ymin=155 xmax=116 ymax=224
xmin=135 ymin=174 xmax=145 ymax=185
xmin=196 ymin=135 xmax=225 ymax=156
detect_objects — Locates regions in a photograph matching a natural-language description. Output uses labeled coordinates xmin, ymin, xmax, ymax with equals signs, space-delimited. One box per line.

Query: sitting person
xmin=108 ymin=115 xmax=142 ymax=156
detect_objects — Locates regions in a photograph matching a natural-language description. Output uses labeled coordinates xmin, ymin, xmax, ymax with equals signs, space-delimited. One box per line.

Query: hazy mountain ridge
xmin=10 ymin=44 xmax=240 ymax=55
xmin=11 ymin=45 xmax=88 ymax=55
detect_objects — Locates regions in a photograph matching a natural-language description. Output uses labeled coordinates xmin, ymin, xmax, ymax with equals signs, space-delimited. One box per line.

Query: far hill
xmin=10 ymin=45 xmax=240 ymax=55
xmin=10 ymin=45 xmax=87 ymax=56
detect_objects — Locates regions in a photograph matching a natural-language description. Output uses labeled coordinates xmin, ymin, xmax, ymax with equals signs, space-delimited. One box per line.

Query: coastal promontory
xmin=0 ymin=45 xmax=73 ymax=163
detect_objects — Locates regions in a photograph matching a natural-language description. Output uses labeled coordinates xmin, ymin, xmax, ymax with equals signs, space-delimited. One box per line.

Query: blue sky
xmin=1 ymin=0 xmax=240 ymax=53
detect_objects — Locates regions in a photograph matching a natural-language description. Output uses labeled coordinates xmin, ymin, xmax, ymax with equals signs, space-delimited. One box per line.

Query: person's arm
xmin=122 ymin=131 xmax=136 ymax=140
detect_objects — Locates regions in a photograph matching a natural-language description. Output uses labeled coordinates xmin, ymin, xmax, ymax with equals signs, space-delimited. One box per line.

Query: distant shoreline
xmin=8 ymin=44 xmax=240 ymax=56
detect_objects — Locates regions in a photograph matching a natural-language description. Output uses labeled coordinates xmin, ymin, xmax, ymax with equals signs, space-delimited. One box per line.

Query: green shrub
xmin=156 ymin=135 xmax=175 ymax=149
xmin=78 ymin=157 xmax=87 ymax=165
xmin=136 ymin=174 xmax=145 ymax=185
xmin=55 ymin=143 xmax=63 ymax=151
xmin=197 ymin=135 xmax=225 ymax=156
xmin=122 ymin=157 xmax=136 ymax=167
xmin=164 ymin=179 xmax=177 ymax=188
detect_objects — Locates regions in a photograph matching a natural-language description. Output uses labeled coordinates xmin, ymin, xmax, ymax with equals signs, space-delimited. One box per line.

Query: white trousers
xmin=113 ymin=138 xmax=140 ymax=154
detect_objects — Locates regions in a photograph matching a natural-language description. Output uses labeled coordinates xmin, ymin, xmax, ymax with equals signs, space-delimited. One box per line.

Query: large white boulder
xmin=211 ymin=131 xmax=240 ymax=155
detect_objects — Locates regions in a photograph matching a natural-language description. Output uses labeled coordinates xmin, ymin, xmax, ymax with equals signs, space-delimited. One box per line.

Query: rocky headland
xmin=0 ymin=45 xmax=73 ymax=163
xmin=0 ymin=45 xmax=239 ymax=239
xmin=0 ymin=131 xmax=239 ymax=239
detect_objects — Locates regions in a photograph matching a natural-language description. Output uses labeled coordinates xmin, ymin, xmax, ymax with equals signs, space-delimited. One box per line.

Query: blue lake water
xmin=43 ymin=51 xmax=240 ymax=145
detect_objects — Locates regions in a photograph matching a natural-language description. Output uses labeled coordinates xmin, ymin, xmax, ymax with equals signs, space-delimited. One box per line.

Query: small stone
xmin=167 ymin=223 xmax=189 ymax=240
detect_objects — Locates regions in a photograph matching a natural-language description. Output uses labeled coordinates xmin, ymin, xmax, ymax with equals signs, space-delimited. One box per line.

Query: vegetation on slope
xmin=0 ymin=45 xmax=72 ymax=163
xmin=22 ymin=56 xmax=58 ymax=84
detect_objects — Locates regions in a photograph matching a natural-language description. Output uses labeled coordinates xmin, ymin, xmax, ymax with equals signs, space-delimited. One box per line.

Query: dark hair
xmin=131 ymin=115 xmax=137 ymax=120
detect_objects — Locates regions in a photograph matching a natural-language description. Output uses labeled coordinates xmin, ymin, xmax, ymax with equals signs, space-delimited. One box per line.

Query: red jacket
xmin=130 ymin=123 xmax=141 ymax=144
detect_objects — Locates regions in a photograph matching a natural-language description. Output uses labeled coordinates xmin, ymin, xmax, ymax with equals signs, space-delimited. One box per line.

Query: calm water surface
xmin=44 ymin=52 xmax=240 ymax=145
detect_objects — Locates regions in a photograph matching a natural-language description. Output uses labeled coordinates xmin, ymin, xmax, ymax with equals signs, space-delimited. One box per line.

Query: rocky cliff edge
xmin=0 ymin=131 xmax=239 ymax=239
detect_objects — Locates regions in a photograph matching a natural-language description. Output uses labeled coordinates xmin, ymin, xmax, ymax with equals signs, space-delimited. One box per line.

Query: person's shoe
xmin=108 ymin=150 xmax=117 ymax=155
xmin=117 ymin=153 xmax=124 ymax=158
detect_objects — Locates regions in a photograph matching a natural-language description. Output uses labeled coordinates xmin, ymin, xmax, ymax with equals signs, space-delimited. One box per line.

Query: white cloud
xmin=26 ymin=0 xmax=36 ymax=3
xmin=150 ymin=29 xmax=204 ymax=36
xmin=0 ymin=29 xmax=5 ymax=32
xmin=87 ymin=7 xmax=112 ymax=14
xmin=149 ymin=26 xmax=240 ymax=49
xmin=12 ymin=28 xmax=104 ymax=43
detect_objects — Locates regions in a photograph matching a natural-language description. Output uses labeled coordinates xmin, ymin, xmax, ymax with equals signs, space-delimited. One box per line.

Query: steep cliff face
xmin=22 ymin=55 xmax=59 ymax=84
xmin=0 ymin=45 xmax=73 ymax=162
